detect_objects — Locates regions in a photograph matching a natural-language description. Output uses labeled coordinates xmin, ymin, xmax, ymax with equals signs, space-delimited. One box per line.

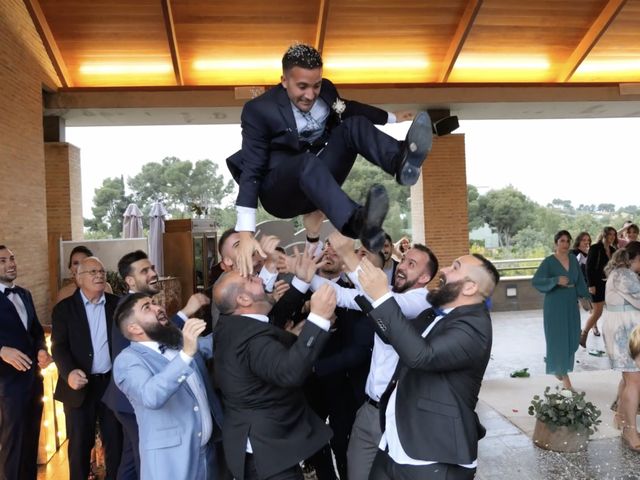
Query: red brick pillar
xmin=410 ymin=134 xmax=469 ymax=275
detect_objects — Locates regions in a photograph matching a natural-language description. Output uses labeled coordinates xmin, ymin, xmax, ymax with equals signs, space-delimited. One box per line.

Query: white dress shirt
xmin=79 ymin=290 xmax=112 ymax=374
xmin=377 ymin=307 xmax=476 ymax=468
xmin=139 ymin=341 xmax=213 ymax=447
xmin=308 ymin=275 xmax=429 ymax=401
xmin=0 ymin=283 xmax=28 ymax=329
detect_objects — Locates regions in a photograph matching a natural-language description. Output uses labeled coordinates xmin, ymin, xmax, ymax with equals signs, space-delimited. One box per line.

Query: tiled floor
xmin=39 ymin=309 xmax=640 ymax=479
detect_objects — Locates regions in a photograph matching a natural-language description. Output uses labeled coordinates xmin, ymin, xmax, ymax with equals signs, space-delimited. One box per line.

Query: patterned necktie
xmin=299 ymin=111 xmax=322 ymax=140
xmin=158 ymin=344 xmax=167 ymax=354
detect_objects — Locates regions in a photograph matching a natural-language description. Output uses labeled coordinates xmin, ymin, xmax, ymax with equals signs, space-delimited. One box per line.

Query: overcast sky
xmin=67 ymin=117 xmax=640 ymax=219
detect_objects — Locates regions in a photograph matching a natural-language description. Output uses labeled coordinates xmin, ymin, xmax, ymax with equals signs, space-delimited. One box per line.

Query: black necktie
xmin=3 ymin=287 xmax=18 ymax=296
xmin=158 ymin=344 xmax=167 ymax=354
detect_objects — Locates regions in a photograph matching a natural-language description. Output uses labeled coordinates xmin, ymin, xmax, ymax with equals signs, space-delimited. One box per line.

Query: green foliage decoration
xmin=528 ymin=386 xmax=601 ymax=435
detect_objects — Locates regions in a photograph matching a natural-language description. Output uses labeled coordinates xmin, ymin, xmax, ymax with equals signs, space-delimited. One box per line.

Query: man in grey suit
xmin=356 ymin=254 xmax=500 ymax=480
xmin=113 ymin=293 xmax=223 ymax=479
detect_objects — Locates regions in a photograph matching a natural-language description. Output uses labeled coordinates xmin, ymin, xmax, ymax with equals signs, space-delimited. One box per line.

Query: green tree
xmin=467 ymin=184 xmax=484 ymax=230
xmin=128 ymin=157 xmax=235 ymax=218
xmin=85 ymin=176 xmax=132 ymax=237
xmin=477 ymin=186 xmax=536 ymax=247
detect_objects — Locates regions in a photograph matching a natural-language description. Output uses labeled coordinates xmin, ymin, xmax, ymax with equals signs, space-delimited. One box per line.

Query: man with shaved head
xmin=357 ymin=254 xmax=500 ymax=480
xmin=51 ymin=256 xmax=122 ymax=480
xmin=212 ymin=268 xmax=337 ymax=480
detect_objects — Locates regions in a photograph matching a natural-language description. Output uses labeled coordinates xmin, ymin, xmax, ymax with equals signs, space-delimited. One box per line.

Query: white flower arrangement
xmin=332 ymin=98 xmax=346 ymax=119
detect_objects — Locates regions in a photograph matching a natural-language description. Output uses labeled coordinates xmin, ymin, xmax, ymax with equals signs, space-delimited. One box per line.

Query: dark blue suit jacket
xmin=0 ymin=286 xmax=46 ymax=396
xmin=227 ymin=78 xmax=388 ymax=209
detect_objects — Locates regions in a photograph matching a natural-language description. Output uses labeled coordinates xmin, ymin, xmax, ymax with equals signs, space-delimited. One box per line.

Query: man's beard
xmin=426 ymin=279 xmax=466 ymax=309
xmin=392 ymin=274 xmax=417 ymax=294
xmin=144 ymin=322 xmax=183 ymax=350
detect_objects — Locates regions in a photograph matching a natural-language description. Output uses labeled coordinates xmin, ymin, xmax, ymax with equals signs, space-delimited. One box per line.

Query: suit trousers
xmin=0 ymin=379 xmax=43 ymax=480
xmin=259 ymin=116 xmax=400 ymax=231
xmin=347 ymin=402 xmax=382 ymax=480
xmin=244 ymin=454 xmax=303 ymax=480
xmin=113 ymin=410 xmax=140 ymax=479
xmin=64 ymin=374 xmax=123 ymax=480
xmin=369 ymin=451 xmax=476 ymax=480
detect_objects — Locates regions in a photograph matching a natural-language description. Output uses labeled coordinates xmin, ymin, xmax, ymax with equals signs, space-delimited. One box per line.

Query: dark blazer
xmin=214 ymin=314 xmax=332 ymax=479
xmin=0 ymin=286 xmax=46 ymax=396
xmin=51 ymin=289 xmax=118 ymax=408
xmin=586 ymin=242 xmax=615 ymax=288
xmin=369 ymin=300 xmax=492 ymax=466
xmin=227 ymin=78 xmax=388 ymax=209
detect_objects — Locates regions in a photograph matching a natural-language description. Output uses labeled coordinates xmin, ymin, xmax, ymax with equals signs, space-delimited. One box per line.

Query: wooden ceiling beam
xmin=23 ymin=0 xmax=72 ymax=87
xmin=558 ymin=0 xmax=627 ymax=82
xmin=161 ymin=0 xmax=183 ymax=86
xmin=438 ymin=0 xmax=483 ymax=83
xmin=315 ymin=0 xmax=331 ymax=54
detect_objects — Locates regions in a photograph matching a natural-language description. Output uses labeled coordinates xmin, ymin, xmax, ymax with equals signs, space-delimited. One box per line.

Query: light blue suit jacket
xmin=113 ymin=337 xmax=222 ymax=480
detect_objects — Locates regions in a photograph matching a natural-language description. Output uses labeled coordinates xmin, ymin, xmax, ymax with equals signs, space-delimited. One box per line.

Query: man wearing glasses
xmin=51 ymin=256 xmax=122 ymax=480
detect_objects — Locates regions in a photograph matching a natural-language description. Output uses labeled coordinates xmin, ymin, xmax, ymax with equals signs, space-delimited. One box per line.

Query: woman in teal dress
xmin=533 ymin=230 xmax=590 ymax=390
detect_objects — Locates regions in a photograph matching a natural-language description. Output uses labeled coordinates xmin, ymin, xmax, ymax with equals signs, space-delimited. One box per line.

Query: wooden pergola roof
xmin=26 ymin=0 xmax=640 ymax=89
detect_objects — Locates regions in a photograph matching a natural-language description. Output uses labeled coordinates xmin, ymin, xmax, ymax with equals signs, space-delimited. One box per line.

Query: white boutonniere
xmin=332 ymin=98 xmax=346 ymax=119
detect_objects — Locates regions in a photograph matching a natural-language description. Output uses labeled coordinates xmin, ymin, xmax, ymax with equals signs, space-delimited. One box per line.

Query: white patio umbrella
xmin=148 ymin=201 xmax=168 ymax=276
xmin=122 ymin=203 xmax=144 ymax=238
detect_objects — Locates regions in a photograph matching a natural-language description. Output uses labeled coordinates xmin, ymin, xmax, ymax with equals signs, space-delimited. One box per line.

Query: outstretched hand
xmin=393 ymin=110 xmax=416 ymax=122
xmin=310 ymin=284 xmax=337 ymax=323
xmin=357 ymin=257 xmax=390 ymax=301
xmin=293 ymin=245 xmax=324 ymax=283
xmin=238 ymin=231 xmax=265 ymax=277
xmin=182 ymin=318 xmax=207 ymax=357
xmin=303 ymin=210 xmax=326 ymax=240
xmin=328 ymin=231 xmax=359 ymax=272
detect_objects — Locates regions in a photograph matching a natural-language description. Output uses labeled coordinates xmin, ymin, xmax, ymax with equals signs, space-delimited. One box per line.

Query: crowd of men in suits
xmin=0 ymin=226 xmax=499 ymax=480
xmin=1 ymin=43 xmax=500 ymax=480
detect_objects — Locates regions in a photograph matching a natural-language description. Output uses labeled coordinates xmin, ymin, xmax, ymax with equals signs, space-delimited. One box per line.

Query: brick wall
xmin=0 ymin=0 xmax=61 ymax=321
xmin=411 ymin=134 xmax=469 ymax=278
xmin=45 ymin=143 xmax=83 ymax=240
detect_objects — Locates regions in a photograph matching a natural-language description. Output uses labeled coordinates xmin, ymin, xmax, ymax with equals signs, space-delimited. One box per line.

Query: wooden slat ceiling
xmin=30 ymin=0 xmax=640 ymax=88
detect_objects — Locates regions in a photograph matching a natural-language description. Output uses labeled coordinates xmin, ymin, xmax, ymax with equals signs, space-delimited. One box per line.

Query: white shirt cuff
xmin=371 ymin=292 xmax=393 ymax=309
xmin=307 ymin=312 xmax=331 ymax=331
xmin=179 ymin=351 xmax=193 ymax=364
xmin=387 ymin=112 xmax=397 ymax=124
xmin=292 ymin=276 xmax=310 ymax=294
xmin=235 ymin=206 xmax=256 ymax=232
xmin=259 ymin=267 xmax=277 ymax=292
xmin=176 ymin=311 xmax=188 ymax=322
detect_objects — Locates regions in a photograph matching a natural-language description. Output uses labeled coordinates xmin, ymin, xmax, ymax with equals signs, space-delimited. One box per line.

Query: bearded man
xmin=112 ymin=293 xmax=223 ymax=479
xmin=357 ymin=254 xmax=500 ymax=480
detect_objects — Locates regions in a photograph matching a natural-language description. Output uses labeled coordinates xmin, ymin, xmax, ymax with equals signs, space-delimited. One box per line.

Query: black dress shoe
xmin=395 ymin=111 xmax=433 ymax=186
xmin=343 ymin=184 xmax=389 ymax=252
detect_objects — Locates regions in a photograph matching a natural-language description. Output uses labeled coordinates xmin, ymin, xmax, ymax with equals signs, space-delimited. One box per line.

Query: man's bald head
xmin=213 ymin=270 xmax=273 ymax=315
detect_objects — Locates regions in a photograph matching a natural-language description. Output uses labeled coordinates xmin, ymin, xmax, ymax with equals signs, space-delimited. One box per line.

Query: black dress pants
xmin=369 ymin=450 xmax=476 ymax=480
xmin=259 ymin=116 xmax=401 ymax=231
xmin=64 ymin=374 xmax=122 ymax=480
xmin=0 ymin=378 xmax=43 ymax=480
xmin=244 ymin=454 xmax=304 ymax=480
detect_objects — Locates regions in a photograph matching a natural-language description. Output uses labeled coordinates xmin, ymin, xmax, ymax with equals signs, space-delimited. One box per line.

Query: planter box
xmin=532 ymin=419 xmax=589 ymax=452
